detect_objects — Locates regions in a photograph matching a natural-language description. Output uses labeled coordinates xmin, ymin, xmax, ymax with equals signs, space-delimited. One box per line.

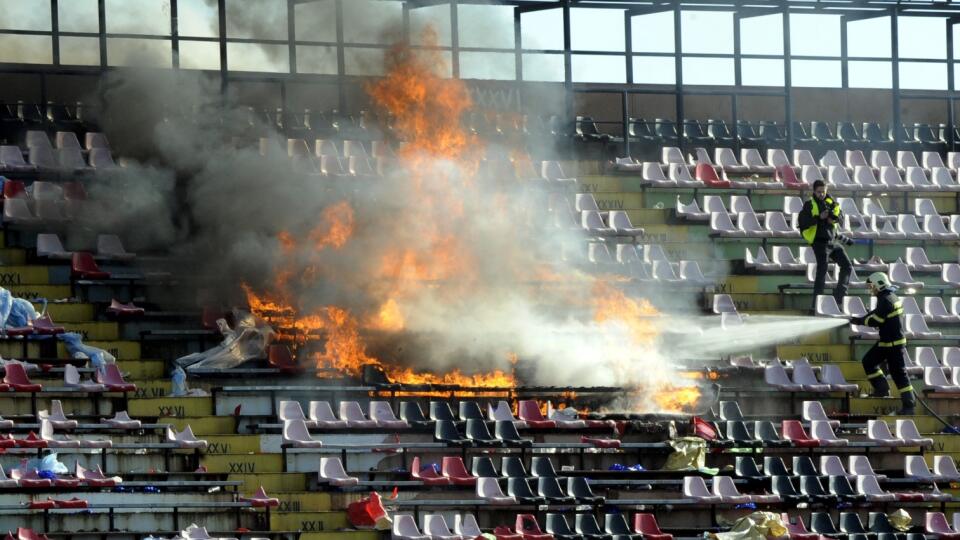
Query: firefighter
xmin=849 ymin=271 xmax=914 ymax=415
xmin=797 ymin=180 xmax=853 ymax=311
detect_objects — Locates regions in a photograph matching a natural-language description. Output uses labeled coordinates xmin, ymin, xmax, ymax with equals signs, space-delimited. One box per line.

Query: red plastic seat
xmin=776 ymin=165 xmax=804 ymax=188
xmin=3 ymin=180 xmax=26 ymax=199
xmin=634 ymin=514 xmax=673 ymax=540
xmin=27 ymin=500 xmax=56 ymax=510
xmin=515 ymin=514 xmax=553 ymax=540
xmin=410 ymin=456 xmax=451 ymax=486
xmin=95 ymin=364 xmax=136 ymax=392
xmin=0 ymin=434 xmax=16 ymax=447
xmin=32 ymin=314 xmax=64 ymax=335
xmin=268 ymin=344 xmax=303 ymax=374
xmin=52 ymin=476 xmax=81 ymax=488
xmin=518 ymin=400 xmax=556 ymax=429
xmin=580 ymin=436 xmax=621 ymax=448
xmin=71 ymin=252 xmax=110 ymax=279
xmin=4 ymin=363 xmax=41 ymax=392
xmin=493 ymin=526 xmax=523 ymax=540
xmin=50 ymin=497 xmax=87 ymax=509
xmin=240 ymin=486 xmax=279 ymax=508
xmin=18 ymin=529 xmax=50 ymax=540
xmin=107 ymin=299 xmax=144 ymax=317
xmin=696 ymin=164 xmax=731 ymax=188
xmin=441 ymin=456 xmax=477 ymax=486
xmin=782 ymin=420 xmax=820 ymax=447
xmin=780 ymin=513 xmax=819 ymax=540
xmin=4 ymin=327 xmax=33 ymax=337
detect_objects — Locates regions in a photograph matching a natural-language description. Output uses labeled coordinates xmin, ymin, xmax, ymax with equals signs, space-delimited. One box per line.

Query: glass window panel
xmin=344 ymin=0 xmax=402 ymax=45
xmin=790 ymin=59 xmax=842 ymax=87
xmin=0 ymin=35 xmax=51 ymax=63
xmin=0 ymin=0 xmax=50 ymax=31
xmin=682 ymin=11 xmax=733 ymax=54
xmin=296 ymin=45 xmax=337 ymax=74
xmin=178 ymin=0 xmax=219 ymax=38
xmin=790 ymin=14 xmax=840 ymax=57
xmin=227 ymin=43 xmax=289 ymax=72
xmin=741 ymin=59 xmax=785 ymax=87
xmin=632 ymin=11 xmax=673 ymax=53
xmin=848 ymin=61 xmax=892 ymax=88
xmin=955 ymin=26 xmax=960 ymax=59
xmin=226 ymin=0 xmax=286 ymax=40
xmin=847 ymin=16 xmax=890 ymax=58
xmin=59 ymin=36 xmax=100 ymax=66
xmin=107 ymin=38 xmax=172 ymax=67
xmin=572 ymin=54 xmax=625 ymax=83
xmin=410 ymin=5 xmax=450 ymax=46
xmin=58 ymin=0 xmax=99 ymax=33
xmin=632 ymin=56 xmax=675 ymax=85
xmin=522 ymin=53 xmax=564 ymax=81
xmin=571 ymin=8 xmax=623 ymax=52
xmin=344 ymin=47 xmax=386 ymax=76
xmin=682 ymin=57 xmax=734 ymax=85
xmin=294 ymin=0 xmax=335 ymax=42
xmin=178 ymin=40 xmax=220 ymax=70
xmin=459 ymin=5 xmax=513 ymax=49
xmin=459 ymin=51 xmax=515 ymax=80
xmin=898 ymin=17 xmax=945 ymax=60
xmin=521 ymin=9 xmax=562 ymax=51
xmin=106 ymin=0 xmax=170 ymax=35
xmin=899 ymin=62 xmax=947 ymax=90
xmin=740 ymin=14 xmax=782 ymax=56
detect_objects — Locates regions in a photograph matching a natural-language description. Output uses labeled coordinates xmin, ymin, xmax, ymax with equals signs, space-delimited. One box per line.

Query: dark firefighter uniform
xmin=850 ymin=288 xmax=914 ymax=414
xmin=797 ymin=194 xmax=853 ymax=305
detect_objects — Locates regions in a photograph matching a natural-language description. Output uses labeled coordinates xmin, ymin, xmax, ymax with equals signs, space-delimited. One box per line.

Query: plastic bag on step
xmin=39 ymin=453 xmax=68 ymax=474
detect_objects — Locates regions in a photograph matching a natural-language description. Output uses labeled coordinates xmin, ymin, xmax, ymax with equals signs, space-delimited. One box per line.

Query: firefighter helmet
xmin=866 ymin=272 xmax=891 ymax=291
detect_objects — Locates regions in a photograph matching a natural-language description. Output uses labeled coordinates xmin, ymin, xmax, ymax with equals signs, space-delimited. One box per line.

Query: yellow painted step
xmin=717 ymin=276 xmax=760 ymax=294
xmin=0 ymin=266 xmax=51 ymax=285
xmin=228 ymin=473 xmax=309 ymax=494
xmin=57 ymin=340 xmax=140 ymax=360
xmin=777 ymin=345 xmax=850 ymax=363
xmin=61 ymin=321 xmax=119 ymax=341
xmin=201 ymin=453 xmax=284 ymax=474
xmin=47 ymin=303 xmax=95 ymax=322
xmin=166 ymin=416 xmax=237 ymax=436
xmin=590 ymin=193 xmax=644 ymax=211
xmin=130 ymin=379 xmax=172 ymax=399
xmin=299 ymin=531 xmax=381 ymax=540
xmin=0 ymin=248 xmax=26 ymax=265
xmin=196 ymin=435 xmax=261 ymax=455
xmin=128 ymin=397 xmax=213 ymax=418
xmin=117 ymin=359 xmax=165 ymax=379
xmin=9 ymin=285 xmax=71 ymax=301
xmin=271 ymin=512 xmax=349 ymax=532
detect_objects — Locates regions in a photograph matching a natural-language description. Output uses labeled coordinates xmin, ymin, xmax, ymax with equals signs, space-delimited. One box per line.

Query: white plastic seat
xmin=652 ymin=260 xmax=682 ymax=282
xmin=745 ymin=246 xmax=778 ymax=271
xmin=820 ymin=365 xmax=858 ymax=392
xmin=815 ymin=295 xmax=845 ymax=318
xmin=922 ymin=152 xmax=945 ymax=169
xmin=944 ymin=263 xmax=960 ymax=287
xmin=279 ymin=401 xmax=317 ymax=429
xmin=915 ymin=197 xmax=942 ymax=219
xmin=453 ymin=515 xmax=483 ymax=538
xmin=703 ymin=195 xmax=731 ymax=217
xmin=721 ymin=312 xmax=744 ymax=329
xmin=764 ymin=362 xmax=803 ymax=391
xmin=281 ymin=419 xmax=323 ymax=447
xmin=801 ymin=164 xmax=823 ymax=184
xmin=712 ymin=294 xmax=736 ymax=314
xmin=84 ymin=132 xmax=109 ymax=150
xmin=101 ymin=411 xmax=141 ymax=429
xmin=905 ymin=247 xmax=941 ymax=272
xmin=944 ymin=346 xmax=960 ymax=368
xmin=737 ymin=212 xmax=771 ymax=238
xmin=784 ymin=195 xmax=804 ymax=215
xmin=810 ymin=420 xmax=847 ymax=446
xmin=889 ymin=262 xmax=922 ymax=288
xmin=898 ymin=214 xmax=931 ymax=240
xmin=807 ymin=263 xmax=837 ymax=286
xmin=710 ymin=211 xmax=744 ymax=237
xmin=767 ymin=149 xmax=791 ymax=168
xmin=55 ymin=131 xmax=81 ymax=150
xmin=40 ymin=419 xmax=80 ymax=448
xmin=691 ymin=147 xmax=713 ymax=166
xmin=97 ymin=234 xmax=136 ymax=261
xmin=36 ymin=233 xmax=72 ymax=259
xmin=63 ymin=364 xmax=104 ymax=393
xmin=771 ymin=246 xmax=805 ymax=271
xmin=682 ymin=476 xmax=721 ymax=502
xmin=0 ymin=465 xmax=16 ymax=488
xmin=369 ymin=401 xmax=409 ymax=429
xmin=661 ymin=147 xmax=684 ymax=164
xmin=3 ymin=198 xmax=38 ymax=224
xmin=897 ymin=151 xmax=920 ymax=169
xmin=715 ymin=148 xmax=747 ymax=172
xmin=867 ymin=419 xmax=908 ymax=446
xmin=844 ymin=214 xmax=878 ymax=239
xmin=39 ymin=399 xmax=79 ymax=429
xmin=422 ymin=515 xmax=463 ymax=540
xmin=487 ymin=401 xmax=527 ymax=428
xmin=819 ymin=456 xmax=853 ymax=479
xmin=927 ymin=366 xmax=960 ymax=393
xmin=56 ymin=148 xmax=88 ymax=171
xmin=925 ymin=214 xmax=958 ymax=239
xmin=588 ymin=243 xmax=613 ymax=265
xmin=641 ymin=162 xmax=674 ymax=187
xmin=28 ymin=146 xmax=59 ymax=170
xmin=906 ymin=314 xmax=940 ymax=338
xmin=872 ymin=215 xmax=905 ymax=239
xmin=802 ymin=400 xmax=838 ymax=427
xmin=740 ymin=148 xmax=774 ymax=173
xmin=477 ymin=477 xmax=516 ymax=504
xmin=339 ymin=401 xmax=378 ymax=428
xmin=905 ymin=167 xmax=939 ymax=190
xmin=932 ymin=167 xmax=960 ymax=190
xmin=765 ymin=211 xmax=799 ymax=238
xmin=820 ymin=150 xmax=844 ymax=168
xmin=31 ymin=181 xmax=62 ymax=200
xmin=849 ymin=455 xmax=886 ymax=480
xmin=845 ymin=150 xmax=868 ymax=169
xmin=574 ymin=193 xmax=600 ymax=213
xmin=871 ymin=150 xmax=895 ymax=169
xmin=676 ymin=196 xmax=710 ymax=221
xmin=842 ymin=296 xmax=868 ymax=317
xmin=857 ymin=475 xmax=896 ymax=502
xmin=827 ymin=166 xmax=857 ymax=189
xmin=729 ymin=195 xmax=755 ymax=216
xmin=319 ymin=155 xmax=348 ymax=176
xmin=0 ymin=146 xmax=34 ymax=171
xmin=643 ymin=244 xmax=670 ymax=265
xmin=790 ymin=359 xmax=830 ymax=392
xmin=853 ymin=166 xmax=881 ymax=188
xmin=609 ymin=211 xmax=643 ymax=235
xmin=667 ymin=163 xmax=700 ymax=187
xmin=935 ymin=455 xmax=960 ymax=480
xmin=581 ymin=210 xmax=615 ymax=236
xmin=905 ymin=455 xmax=937 ymax=481
xmin=925 ymin=297 xmax=960 ymax=324
xmin=793 ymin=149 xmax=816 ymax=168
xmin=88 ymin=148 xmax=118 ymax=169
xmin=319 ymin=457 xmax=359 ymax=487
xmin=712 ymin=476 xmax=751 ymax=503
xmin=393 ymin=514 xmax=430 ymax=540
xmin=879 ymin=166 xmax=910 ymax=190
xmin=896 ymin=419 xmax=933 ymax=447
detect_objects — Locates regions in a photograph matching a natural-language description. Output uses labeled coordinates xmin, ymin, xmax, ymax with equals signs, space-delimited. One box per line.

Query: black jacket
xmin=850 ymin=289 xmax=906 ymax=346
xmin=798 ymin=196 xmax=843 ymax=244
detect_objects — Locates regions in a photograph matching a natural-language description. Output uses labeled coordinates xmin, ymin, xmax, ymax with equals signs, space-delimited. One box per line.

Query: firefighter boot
xmin=867 ymin=371 xmax=890 ymax=398
xmin=897 ymin=389 xmax=916 ymax=416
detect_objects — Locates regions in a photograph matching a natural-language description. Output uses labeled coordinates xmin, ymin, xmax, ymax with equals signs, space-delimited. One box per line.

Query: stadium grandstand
xmin=5 ymin=0 xmax=960 ymax=538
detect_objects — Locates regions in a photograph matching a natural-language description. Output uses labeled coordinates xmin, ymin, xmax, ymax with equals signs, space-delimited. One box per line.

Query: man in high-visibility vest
xmin=849 ymin=271 xmax=914 ymax=415
xmin=797 ymin=180 xmax=853 ymax=310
